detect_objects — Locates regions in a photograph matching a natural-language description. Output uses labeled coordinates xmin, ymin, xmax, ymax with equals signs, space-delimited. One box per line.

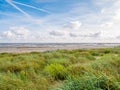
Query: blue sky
xmin=0 ymin=0 xmax=120 ymax=43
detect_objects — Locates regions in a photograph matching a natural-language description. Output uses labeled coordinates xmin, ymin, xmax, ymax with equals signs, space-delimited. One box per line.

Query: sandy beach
xmin=0 ymin=43 xmax=120 ymax=53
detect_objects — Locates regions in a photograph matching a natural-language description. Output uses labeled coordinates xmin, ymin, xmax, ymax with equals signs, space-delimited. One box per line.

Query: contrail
xmin=12 ymin=1 xmax=50 ymax=14
xmin=5 ymin=0 xmax=31 ymax=17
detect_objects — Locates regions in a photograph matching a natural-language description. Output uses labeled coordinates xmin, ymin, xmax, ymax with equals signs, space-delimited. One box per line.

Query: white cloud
xmin=1 ymin=26 xmax=34 ymax=40
xmin=3 ymin=31 xmax=14 ymax=38
xmin=93 ymin=0 xmax=111 ymax=6
xmin=103 ymin=1 xmax=120 ymax=35
xmin=64 ymin=21 xmax=82 ymax=30
xmin=10 ymin=27 xmax=30 ymax=36
xmin=49 ymin=30 xmax=68 ymax=36
xmin=88 ymin=32 xmax=101 ymax=37
xmin=69 ymin=32 xmax=79 ymax=37
xmin=116 ymin=36 xmax=120 ymax=40
xmin=69 ymin=32 xmax=101 ymax=38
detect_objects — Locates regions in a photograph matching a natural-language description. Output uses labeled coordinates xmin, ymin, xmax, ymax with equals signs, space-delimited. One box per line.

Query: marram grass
xmin=0 ymin=47 xmax=120 ymax=90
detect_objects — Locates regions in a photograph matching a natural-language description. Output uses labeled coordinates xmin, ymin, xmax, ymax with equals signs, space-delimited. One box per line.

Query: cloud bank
xmin=0 ymin=0 xmax=120 ymax=43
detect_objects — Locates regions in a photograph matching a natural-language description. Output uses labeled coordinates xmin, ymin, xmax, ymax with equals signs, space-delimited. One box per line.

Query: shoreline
xmin=0 ymin=45 xmax=119 ymax=53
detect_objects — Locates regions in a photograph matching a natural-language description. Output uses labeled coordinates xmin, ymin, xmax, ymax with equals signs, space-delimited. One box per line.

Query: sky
xmin=0 ymin=0 xmax=120 ymax=43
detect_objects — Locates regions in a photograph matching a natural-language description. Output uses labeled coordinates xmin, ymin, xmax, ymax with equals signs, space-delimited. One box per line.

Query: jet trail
xmin=5 ymin=0 xmax=31 ymax=17
xmin=12 ymin=1 xmax=50 ymax=14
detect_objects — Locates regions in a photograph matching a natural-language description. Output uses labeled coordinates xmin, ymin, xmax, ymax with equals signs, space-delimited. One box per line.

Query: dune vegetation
xmin=0 ymin=46 xmax=120 ymax=90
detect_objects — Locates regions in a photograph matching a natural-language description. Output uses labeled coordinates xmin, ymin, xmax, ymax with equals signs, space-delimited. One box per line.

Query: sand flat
xmin=0 ymin=43 xmax=120 ymax=53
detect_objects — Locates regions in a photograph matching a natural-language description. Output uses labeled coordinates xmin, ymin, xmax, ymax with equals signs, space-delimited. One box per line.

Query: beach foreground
xmin=0 ymin=46 xmax=119 ymax=90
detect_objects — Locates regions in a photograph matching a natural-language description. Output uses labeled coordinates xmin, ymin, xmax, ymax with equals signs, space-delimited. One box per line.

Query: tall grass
xmin=53 ymin=73 xmax=119 ymax=90
xmin=0 ymin=46 xmax=119 ymax=90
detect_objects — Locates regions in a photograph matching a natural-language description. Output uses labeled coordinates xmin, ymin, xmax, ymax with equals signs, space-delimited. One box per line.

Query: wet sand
xmin=0 ymin=43 xmax=120 ymax=53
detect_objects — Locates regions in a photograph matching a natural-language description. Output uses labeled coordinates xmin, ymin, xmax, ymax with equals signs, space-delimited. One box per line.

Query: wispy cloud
xmin=5 ymin=0 xmax=30 ymax=17
xmin=13 ymin=1 xmax=50 ymax=14
xmin=34 ymin=0 xmax=58 ymax=3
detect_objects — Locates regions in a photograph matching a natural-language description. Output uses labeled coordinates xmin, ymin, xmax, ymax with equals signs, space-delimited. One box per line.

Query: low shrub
xmin=67 ymin=64 xmax=88 ymax=77
xmin=46 ymin=58 xmax=71 ymax=67
xmin=79 ymin=52 xmax=96 ymax=60
xmin=44 ymin=64 xmax=68 ymax=80
xmin=53 ymin=74 xmax=120 ymax=90
xmin=91 ymin=51 xmax=101 ymax=56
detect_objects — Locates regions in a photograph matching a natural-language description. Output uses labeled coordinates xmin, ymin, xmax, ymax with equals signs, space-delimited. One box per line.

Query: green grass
xmin=0 ymin=47 xmax=120 ymax=90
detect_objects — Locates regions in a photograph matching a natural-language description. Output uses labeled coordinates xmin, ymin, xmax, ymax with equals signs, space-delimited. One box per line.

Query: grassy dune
xmin=0 ymin=47 xmax=120 ymax=90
